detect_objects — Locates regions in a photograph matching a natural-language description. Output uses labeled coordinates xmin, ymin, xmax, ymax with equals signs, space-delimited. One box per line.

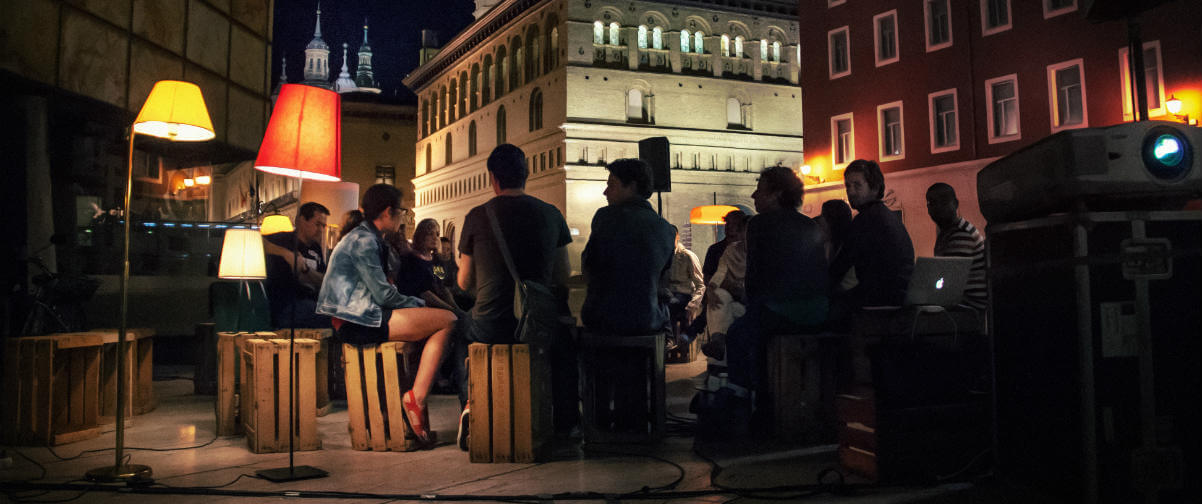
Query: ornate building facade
xmin=404 ymin=0 xmax=803 ymax=270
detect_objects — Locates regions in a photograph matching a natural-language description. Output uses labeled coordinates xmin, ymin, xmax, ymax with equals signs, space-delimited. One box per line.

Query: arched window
xmin=547 ymin=24 xmax=559 ymax=72
xmin=694 ymin=32 xmax=705 ymax=54
xmin=627 ymin=89 xmax=645 ymax=122
xmin=425 ymin=143 xmax=431 ymax=173
xmin=470 ymin=64 xmax=480 ymax=111
xmin=509 ymin=44 xmax=521 ymax=90
xmin=445 ymin=134 xmax=453 ymax=165
xmin=593 ymin=21 xmax=604 ymax=44
xmin=448 ymin=79 xmax=458 ymax=122
xmin=525 ymin=25 xmax=540 ymax=82
xmin=652 ymin=26 xmax=663 ymax=50
xmin=496 ymin=47 xmax=507 ymax=97
xmin=609 ymin=22 xmax=620 ymax=45
xmin=439 ymin=86 xmax=447 ymax=128
xmin=420 ymin=101 xmax=428 ymax=138
xmin=680 ymin=30 xmax=690 ymax=52
xmin=468 ymin=121 xmax=477 ymax=156
xmin=721 ymin=35 xmax=730 ymax=56
xmin=496 ymin=106 xmax=507 ymax=144
xmin=735 ymin=36 xmax=744 ymax=58
xmin=529 ymin=88 xmax=543 ymax=131
xmin=637 ymin=26 xmax=648 ymax=49
xmin=459 ymin=72 xmax=468 ymax=117
xmin=482 ymin=55 xmax=493 ymax=105
xmin=772 ymin=41 xmax=781 ymax=62
xmin=760 ymin=39 xmax=768 ymax=60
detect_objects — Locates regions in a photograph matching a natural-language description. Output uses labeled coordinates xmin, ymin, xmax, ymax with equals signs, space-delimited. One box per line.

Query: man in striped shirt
xmin=926 ymin=183 xmax=987 ymax=311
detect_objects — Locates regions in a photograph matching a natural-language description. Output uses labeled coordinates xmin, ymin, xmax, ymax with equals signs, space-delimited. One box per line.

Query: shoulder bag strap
xmin=485 ymin=203 xmax=522 ymax=286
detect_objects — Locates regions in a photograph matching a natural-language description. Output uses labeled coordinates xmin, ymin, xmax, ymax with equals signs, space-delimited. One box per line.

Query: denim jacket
xmin=316 ymin=221 xmax=424 ymax=327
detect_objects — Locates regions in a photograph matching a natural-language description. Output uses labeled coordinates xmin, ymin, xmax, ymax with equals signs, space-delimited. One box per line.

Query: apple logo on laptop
xmin=935 ymin=277 xmax=944 ymax=290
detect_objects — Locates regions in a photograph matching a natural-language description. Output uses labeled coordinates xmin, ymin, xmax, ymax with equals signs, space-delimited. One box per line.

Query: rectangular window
xmin=985 ymin=74 xmax=1021 ymax=143
xmin=928 ymin=89 xmax=959 ymax=153
xmin=1119 ymin=41 xmax=1166 ymax=119
xmin=981 ymin=0 xmax=1011 ymax=35
xmin=374 ymin=165 xmax=396 ymax=185
xmin=1044 ymin=0 xmax=1077 ymax=19
xmin=877 ymin=101 xmax=904 ymax=161
xmin=874 ymin=11 xmax=899 ymax=67
xmin=925 ymin=0 xmax=952 ymax=52
xmin=828 ymin=27 xmax=850 ymax=79
xmin=831 ymin=113 xmax=854 ymax=169
xmin=1048 ymin=59 xmax=1087 ymax=131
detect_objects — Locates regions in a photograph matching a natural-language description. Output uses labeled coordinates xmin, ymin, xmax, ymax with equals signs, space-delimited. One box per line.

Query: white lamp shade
xmin=218 ymin=228 xmax=267 ymax=279
xmin=299 ymin=181 xmax=360 ymax=225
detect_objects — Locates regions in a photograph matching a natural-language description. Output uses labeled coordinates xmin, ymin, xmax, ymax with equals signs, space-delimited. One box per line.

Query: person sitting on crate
xmin=316 ymin=184 xmax=457 ymax=448
xmin=263 ymin=201 xmax=331 ymax=329
xmin=455 ymin=144 xmax=573 ymax=449
xmin=704 ymin=165 xmax=829 ymax=438
xmin=665 ymin=226 xmax=706 ymax=349
xmin=581 ymin=158 xmax=676 ymax=432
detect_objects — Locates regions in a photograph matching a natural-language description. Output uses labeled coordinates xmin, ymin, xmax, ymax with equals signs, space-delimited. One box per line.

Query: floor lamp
xmin=217 ymin=229 xmax=268 ymax=332
xmin=86 ymin=81 xmax=215 ymax=482
xmin=251 ymin=83 xmax=341 ymax=482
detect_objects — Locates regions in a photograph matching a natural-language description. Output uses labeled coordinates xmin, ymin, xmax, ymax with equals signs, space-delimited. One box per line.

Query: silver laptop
xmin=905 ymin=257 xmax=973 ymax=308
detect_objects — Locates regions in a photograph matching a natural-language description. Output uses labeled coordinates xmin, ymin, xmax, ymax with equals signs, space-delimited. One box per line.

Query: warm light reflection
xmin=1166 ymin=95 xmax=1183 ymax=115
xmin=800 ymin=164 xmax=812 ymax=175
xmin=195 ymin=175 xmax=212 ymax=185
xmin=178 ymin=425 xmax=196 ymax=442
xmin=183 ymin=178 xmax=195 ymax=187
xmin=690 ymin=205 xmax=742 ymax=224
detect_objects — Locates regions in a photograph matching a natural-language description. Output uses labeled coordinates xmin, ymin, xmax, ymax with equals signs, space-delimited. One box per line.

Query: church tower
xmin=355 ymin=21 xmax=377 ymax=89
xmin=333 ymin=43 xmax=359 ymax=93
xmin=301 ymin=2 xmax=331 ymax=88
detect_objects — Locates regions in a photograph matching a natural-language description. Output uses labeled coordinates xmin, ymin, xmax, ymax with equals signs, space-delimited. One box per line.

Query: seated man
xmin=926 ymin=183 xmax=987 ymax=312
xmin=665 ymin=226 xmax=705 ymax=347
xmin=714 ymin=166 xmax=828 ymax=436
xmin=581 ymin=158 xmax=675 ymax=432
xmin=829 ymin=159 xmax=914 ymax=327
xmin=263 ymin=202 xmax=331 ymax=328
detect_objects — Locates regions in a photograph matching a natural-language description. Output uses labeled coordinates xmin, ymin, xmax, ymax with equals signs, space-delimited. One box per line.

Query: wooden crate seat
xmin=2 ymin=333 xmax=104 ymax=446
xmin=342 ymin=341 xmax=425 ymax=452
xmin=468 ymin=343 xmax=552 ymax=463
xmin=241 ymin=337 xmax=321 ymax=453
xmin=577 ymin=331 xmax=666 ymax=444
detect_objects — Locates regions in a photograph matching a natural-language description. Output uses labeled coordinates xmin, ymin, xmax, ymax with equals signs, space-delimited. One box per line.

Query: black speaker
xmin=639 ymin=137 xmax=671 ymax=192
xmin=989 ymin=211 xmax=1201 ymax=503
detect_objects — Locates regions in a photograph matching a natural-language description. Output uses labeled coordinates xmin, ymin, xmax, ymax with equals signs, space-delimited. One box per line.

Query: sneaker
xmin=457 ymin=407 xmax=470 ymax=451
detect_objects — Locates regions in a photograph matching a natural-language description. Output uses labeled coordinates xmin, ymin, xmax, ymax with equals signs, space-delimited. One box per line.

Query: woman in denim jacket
xmin=317 ymin=184 xmax=456 ymax=446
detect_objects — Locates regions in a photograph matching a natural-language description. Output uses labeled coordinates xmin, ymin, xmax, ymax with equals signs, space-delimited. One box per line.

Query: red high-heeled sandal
xmin=402 ymin=390 xmax=432 ymax=445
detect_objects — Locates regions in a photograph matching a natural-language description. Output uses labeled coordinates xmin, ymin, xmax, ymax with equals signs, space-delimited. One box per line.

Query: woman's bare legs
xmin=388 ymin=307 xmax=457 ymax=405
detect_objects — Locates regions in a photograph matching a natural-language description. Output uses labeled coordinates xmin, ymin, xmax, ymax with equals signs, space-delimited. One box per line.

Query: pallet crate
xmin=577 ymin=332 xmax=665 ymax=444
xmin=215 ymin=331 xmax=264 ymax=436
xmin=468 ymin=343 xmax=552 ymax=463
xmin=1 ymin=333 xmax=103 ymax=445
xmin=94 ymin=328 xmax=156 ymax=423
xmin=241 ymin=338 xmax=321 ymax=453
xmin=765 ymin=333 xmax=840 ymax=445
xmin=342 ymin=342 xmax=424 ymax=452
xmin=275 ymin=328 xmax=334 ymax=416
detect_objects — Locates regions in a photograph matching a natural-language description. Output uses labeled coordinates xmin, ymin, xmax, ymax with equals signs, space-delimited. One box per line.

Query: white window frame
xmin=877 ymin=101 xmax=905 ymax=162
xmin=1118 ymin=41 xmax=1166 ymax=119
xmin=924 ymin=0 xmax=953 ymax=53
xmin=609 ymin=22 xmax=620 ymax=45
xmin=873 ymin=10 xmax=899 ymax=67
xmin=828 ymin=26 xmax=850 ymax=80
xmin=1043 ymin=0 xmax=1077 ymax=19
xmin=985 ymin=74 xmax=1022 ymax=144
xmin=980 ymin=0 xmax=1012 ymax=36
xmin=830 ymin=113 xmax=854 ymax=170
xmin=593 ymin=21 xmax=604 ymax=45
xmin=1047 ymin=58 xmax=1088 ymax=132
xmin=928 ymin=88 xmax=960 ymax=153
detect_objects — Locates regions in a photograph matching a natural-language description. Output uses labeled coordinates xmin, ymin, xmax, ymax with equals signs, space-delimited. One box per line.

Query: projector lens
xmin=1142 ymin=126 xmax=1193 ymax=181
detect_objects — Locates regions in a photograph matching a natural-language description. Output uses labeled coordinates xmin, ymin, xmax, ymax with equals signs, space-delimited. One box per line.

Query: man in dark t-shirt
xmin=454 ymin=145 xmax=572 ymax=425
xmin=263 ymin=202 xmax=331 ymax=328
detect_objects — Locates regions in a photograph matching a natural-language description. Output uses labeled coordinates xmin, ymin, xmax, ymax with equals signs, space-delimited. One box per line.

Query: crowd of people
xmin=261 ymin=144 xmax=987 ymax=446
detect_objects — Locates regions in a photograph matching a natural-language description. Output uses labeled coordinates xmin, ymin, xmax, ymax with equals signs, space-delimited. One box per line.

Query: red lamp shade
xmin=254 ymin=84 xmax=341 ymax=181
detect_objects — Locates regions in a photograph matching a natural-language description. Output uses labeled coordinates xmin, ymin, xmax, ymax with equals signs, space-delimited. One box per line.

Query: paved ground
xmin=1 ymin=359 xmax=1027 ymax=503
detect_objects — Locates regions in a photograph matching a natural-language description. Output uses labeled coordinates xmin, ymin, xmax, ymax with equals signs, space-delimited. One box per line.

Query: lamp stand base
xmin=255 ymin=465 xmax=328 ymax=482
xmin=85 ymin=464 xmax=152 ymax=482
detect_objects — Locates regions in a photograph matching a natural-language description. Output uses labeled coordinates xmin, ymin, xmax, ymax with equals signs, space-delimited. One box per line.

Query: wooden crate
xmin=765 ymin=333 xmax=840 ymax=444
xmin=577 ymin=332 xmax=665 ymax=444
xmin=342 ymin=342 xmax=424 ymax=452
xmin=1 ymin=333 xmax=103 ymax=446
xmin=665 ymin=336 xmax=700 ymax=364
xmin=468 ymin=343 xmax=552 ymax=463
xmin=241 ymin=338 xmax=321 ymax=453
xmin=94 ymin=328 xmax=156 ymax=423
xmin=215 ymin=331 xmax=266 ymax=436
xmin=275 ymin=328 xmax=334 ymax=416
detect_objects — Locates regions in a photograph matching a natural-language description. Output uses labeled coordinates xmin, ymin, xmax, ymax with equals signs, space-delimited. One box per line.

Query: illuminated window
xmin=594 ymin=21 xmax=604 ymax=44
xmin=1119 ymin=41 xmax=1166 ymax=118
xmin=681 ymin=30 xmax=690 ymax=52
xmin=695 ymin=32 xmax=705 ymax=54
xmin=638 ymin=25 xmax=648 ymax=49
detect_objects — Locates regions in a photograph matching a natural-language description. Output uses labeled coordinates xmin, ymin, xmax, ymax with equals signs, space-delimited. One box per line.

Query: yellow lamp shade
xmin=690 ymin=205 xmax=742 ymax=225
xmin=260 ymin=214 xmax=294 ymax=235
xmin=133 ymin=80 xmax=216 ymax=142
xmin=218 ymin=228 xmax=267 ymax=279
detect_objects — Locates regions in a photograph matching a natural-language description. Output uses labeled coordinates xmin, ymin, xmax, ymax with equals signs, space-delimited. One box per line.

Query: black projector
xmin=977 ymin=120 xmax=1202 ymax=224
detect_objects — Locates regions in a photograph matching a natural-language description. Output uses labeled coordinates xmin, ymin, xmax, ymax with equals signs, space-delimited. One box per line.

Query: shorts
xmin=336 ymin=308 xmax=393 ymax=347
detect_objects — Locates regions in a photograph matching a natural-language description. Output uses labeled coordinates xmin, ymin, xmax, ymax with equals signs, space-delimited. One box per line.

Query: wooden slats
xmin=468 ymin=343 xmax=552 ymax=463
xmin=342 ymin=342 xmax=421 ymax=452
xmin=242 ymin=337 xmax=321 ymax=453
xmin=0 ymin=335 xmax=102 ymax=445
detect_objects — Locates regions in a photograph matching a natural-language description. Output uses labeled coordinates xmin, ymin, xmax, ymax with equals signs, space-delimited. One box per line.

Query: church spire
xmin=355 ymin=19 xmax=376 ymax=89
xmin=302 ymin=1 xmax=331 ymax=87
xmin=313 ymin=1 xmax=323 ymax=39
xmin=333 ymin=43 xmax=358 ymax=93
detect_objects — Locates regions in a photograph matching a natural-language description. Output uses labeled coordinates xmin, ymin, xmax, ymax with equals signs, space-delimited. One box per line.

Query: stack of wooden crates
xmin=216 ymin=331 xmax=321 ymax=453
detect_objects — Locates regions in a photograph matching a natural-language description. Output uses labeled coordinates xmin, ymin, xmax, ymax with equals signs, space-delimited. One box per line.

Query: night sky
xmin=271 ymin=0 xmax=476 ymax=102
